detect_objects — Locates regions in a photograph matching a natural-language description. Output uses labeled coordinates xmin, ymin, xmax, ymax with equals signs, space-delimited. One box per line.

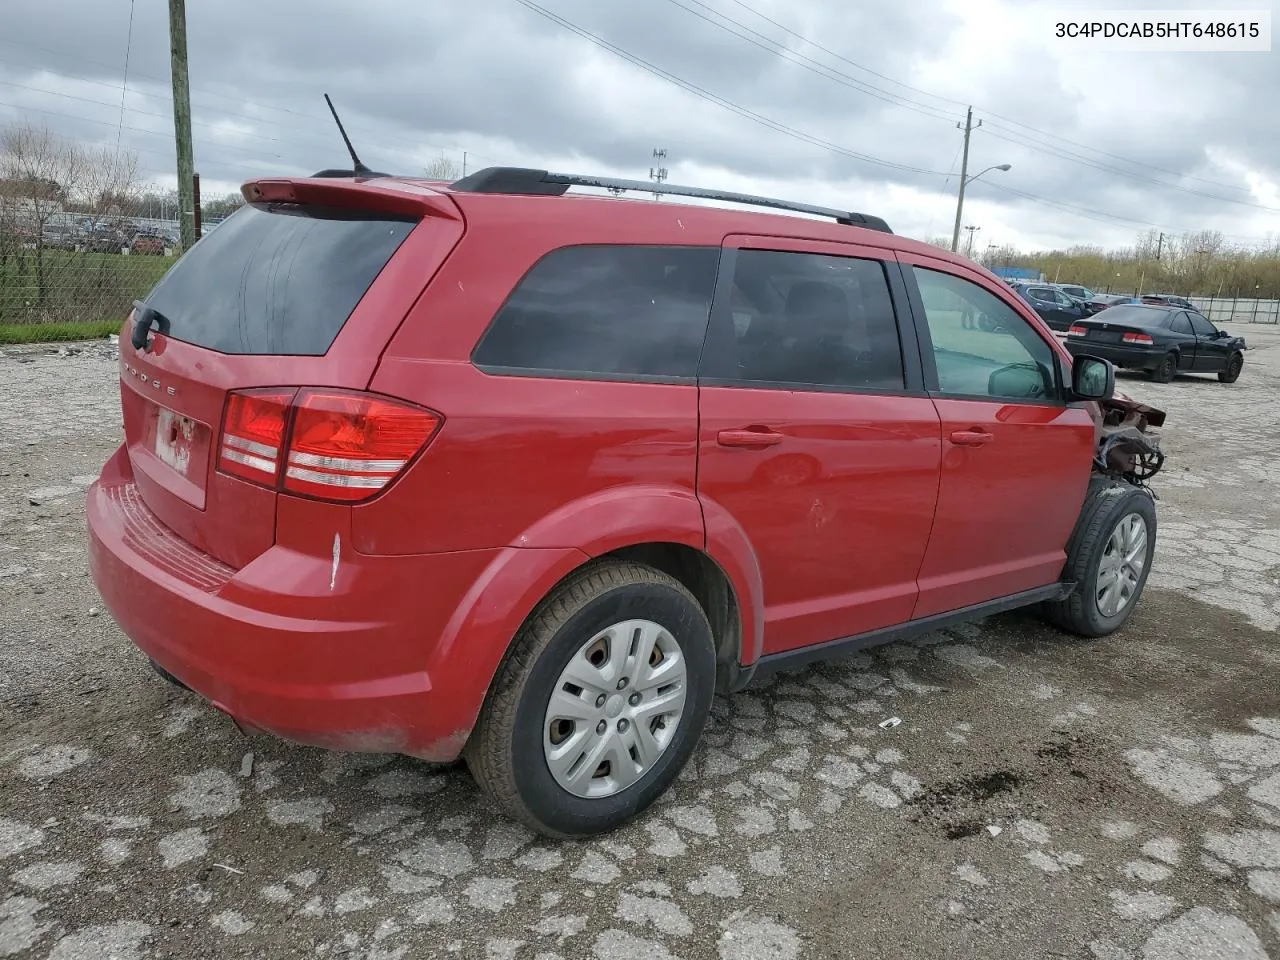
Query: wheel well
xmin=599 ymin=542 xmax=742 ymax=691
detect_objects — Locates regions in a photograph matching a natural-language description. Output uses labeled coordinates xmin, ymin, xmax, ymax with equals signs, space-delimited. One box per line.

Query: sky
xmin=1 ymin=0 xmax=1278 ymax=252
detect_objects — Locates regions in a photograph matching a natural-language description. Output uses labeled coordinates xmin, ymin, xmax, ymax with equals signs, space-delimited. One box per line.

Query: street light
xmin=951 ymin=163 xmax=1012 ymax=253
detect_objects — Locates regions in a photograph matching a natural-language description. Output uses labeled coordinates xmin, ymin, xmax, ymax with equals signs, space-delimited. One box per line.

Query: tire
xmin=1043 ymin=480 xmax=1157 ymax=638
xmin=1218 ymin=351 xmax=1243 ymax=383
xmin=464 ymin=560 xmax=716 ymax=838
xmin=1148 ymin=353 xmax=1177 ymax=383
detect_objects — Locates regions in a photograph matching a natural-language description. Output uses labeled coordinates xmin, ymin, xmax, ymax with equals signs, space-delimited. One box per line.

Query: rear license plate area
xmin=156 ymin=407 xmax=200 ymax=472
xmin=142 ymin=402 xmax=212 ymax=503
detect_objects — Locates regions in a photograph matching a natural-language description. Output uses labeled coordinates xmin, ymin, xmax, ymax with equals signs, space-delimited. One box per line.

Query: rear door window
xmin=472 ymin=245 xmax=719 ymax=380
xmin=142 ymin=203 xmax=418 ymax=355
xmin=699 ymin=248 xmax=906 ymax=391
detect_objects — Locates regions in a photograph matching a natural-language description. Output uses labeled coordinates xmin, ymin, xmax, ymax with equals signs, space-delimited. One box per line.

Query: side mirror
xmin=1071 ymin=354 xmax=1115 ymax=400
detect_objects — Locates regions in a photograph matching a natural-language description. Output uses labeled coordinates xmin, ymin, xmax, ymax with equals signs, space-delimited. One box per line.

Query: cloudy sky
xmin=2 ymin=0 xmax=1277 ymax=251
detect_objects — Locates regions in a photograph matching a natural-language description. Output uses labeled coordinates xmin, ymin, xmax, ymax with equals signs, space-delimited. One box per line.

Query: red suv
xmin=87 ymin=167 xmax=1165 ymax=838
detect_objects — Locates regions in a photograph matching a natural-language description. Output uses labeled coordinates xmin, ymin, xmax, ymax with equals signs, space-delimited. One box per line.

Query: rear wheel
xmin=465 ymin=561 xmax=716 ymax=838
xmin=1218 ymin=351 xmax=1243 ymax=383
xmin=1043 ymin=481 xmax=1157 ymax=638
xmin=1148 ymin=353 xmax=1177 ymax=383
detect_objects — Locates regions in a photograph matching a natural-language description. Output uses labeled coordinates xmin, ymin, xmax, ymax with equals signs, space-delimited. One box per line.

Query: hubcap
xmin=1095 ymin=512 xmax=1148 ymax=618
xmin=542 ymin=619 xmax=687 ymax=799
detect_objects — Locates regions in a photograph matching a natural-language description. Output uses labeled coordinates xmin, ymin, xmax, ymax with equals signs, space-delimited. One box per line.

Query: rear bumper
xmin=86 ymin=445 xmax=551 ymax=761
xmin=1065 ymin=340 xmax=1161 ymax=369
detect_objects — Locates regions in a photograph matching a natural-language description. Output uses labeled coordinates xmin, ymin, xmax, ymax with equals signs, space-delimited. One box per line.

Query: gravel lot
xmin=2 ymin=327 xmax=1279 ymax=960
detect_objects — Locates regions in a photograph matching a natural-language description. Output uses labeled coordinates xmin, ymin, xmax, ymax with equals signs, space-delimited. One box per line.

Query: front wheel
xmin=465 ymin=561 xmax=716 ymax=838
xmin=1218 ymin=351 xmax=1243 ymax=383
xmin=1043 ymin=481 xmax=1157 ymax=638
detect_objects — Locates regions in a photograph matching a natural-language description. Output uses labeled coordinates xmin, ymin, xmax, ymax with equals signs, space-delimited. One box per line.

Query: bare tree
xmin=423 ymin=152 xmax=461 ymax=181
xmin=1 ymin=123 xmax=82 ymax=312
xmin=1 ymin=123 xmax=75 ymax=236
xmin=202 ymin=191 xmax=245 ymax=222
xmin=1 ymin=122 xmax=142 ymax=321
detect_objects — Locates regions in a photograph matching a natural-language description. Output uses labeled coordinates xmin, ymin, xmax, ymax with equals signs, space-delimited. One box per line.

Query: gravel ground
xmin=1 ymin=328 xmax=1279 ymax=960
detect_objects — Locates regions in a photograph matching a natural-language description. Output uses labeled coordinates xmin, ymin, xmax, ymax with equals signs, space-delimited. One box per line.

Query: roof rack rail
xmin=448 ymin=166 xmax=892 ymax=234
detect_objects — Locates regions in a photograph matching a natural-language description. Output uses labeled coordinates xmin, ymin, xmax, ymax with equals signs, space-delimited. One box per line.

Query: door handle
xmin=717 ymin=428 xmax=785 ymax=448
xmin=949 ymin=429 xmax=994 ymax=447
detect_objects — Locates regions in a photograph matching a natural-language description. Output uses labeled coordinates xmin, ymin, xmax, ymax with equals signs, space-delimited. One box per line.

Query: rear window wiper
xmin=131 ymin=300 xmax=172 ymax=353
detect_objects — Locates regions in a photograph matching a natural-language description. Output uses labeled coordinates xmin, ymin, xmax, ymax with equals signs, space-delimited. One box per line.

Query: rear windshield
xmin=1095 ymin=305 xmax=1167 ymax=325
xmin=142 ymin=202 xmax=418 ymax=355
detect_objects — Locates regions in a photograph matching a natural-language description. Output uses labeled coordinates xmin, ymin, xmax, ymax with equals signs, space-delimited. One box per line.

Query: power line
xmin=977 ymin=115 xmax=1256 ymax=196
xmin=972 ymin=179 xmax=1273 ymax=245
xmin=0 ymin=39 xmax=505 ymax=171
xmin=653 ymin=0 xmax=955 ymax=123
xmin=977 ymin=125 xmax=1279 ymax=212
xmin=0 ymin=96 xmax=507 ymax=197
xmin=922 ymin=139 xmax=965 ymax=241
xmin=5 ymin=16 xmax=1269 ymax=244
xmin=977 ymin=180 xmax=1157 ymax=229
xmin=115 ymin=0 xmax=136 ymax=155
xmin=0 ymin=78 xmax=288 ymax=147
xmin=510 ymin=0 xmax=947 ymax=177
xmin=0 ymin=75 xmax=505 ymax=175
xmin=0 ymin=37 xmax=335 ymax=129
xmin=509 ymin=3 xmax=1273 ymax=241
xmin=721 ymin=0 xmax=967 ymax=110
xmin=699 ymin=0 xmax=1265 ymax=198
xmin=0 ymin=97 xmax=284 ymax=164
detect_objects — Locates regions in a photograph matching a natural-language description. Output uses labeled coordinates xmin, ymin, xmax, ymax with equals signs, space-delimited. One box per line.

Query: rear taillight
xmin=284 ymin=391 xmax=441 ymax=502
xmin=1122 ymin=332 xmax=1154 ymax=344
xmin=219 ymin=389 xmax=294 ymax=484
xmin=1068 ymin=325 xmax=1087 ymax=337
xmin=217 ymin=389 xmax=441 ymax=503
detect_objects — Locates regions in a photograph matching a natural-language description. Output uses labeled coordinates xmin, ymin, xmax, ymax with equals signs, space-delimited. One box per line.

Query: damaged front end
xmin=1096 ymin=392 xmax=1165 ymax=489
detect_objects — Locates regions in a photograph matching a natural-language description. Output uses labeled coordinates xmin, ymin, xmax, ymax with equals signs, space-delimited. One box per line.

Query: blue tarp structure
xmin=991 ymin=265 xmax=1045 ymax=282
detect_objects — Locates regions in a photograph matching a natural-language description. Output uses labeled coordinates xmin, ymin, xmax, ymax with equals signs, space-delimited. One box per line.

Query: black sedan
xmin=1065 ymin=304 xmax=1246 ymax=383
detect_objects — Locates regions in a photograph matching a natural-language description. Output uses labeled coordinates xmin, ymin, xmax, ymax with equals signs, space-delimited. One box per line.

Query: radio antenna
xmin=323 ymin=93 xmax=372 ymax=176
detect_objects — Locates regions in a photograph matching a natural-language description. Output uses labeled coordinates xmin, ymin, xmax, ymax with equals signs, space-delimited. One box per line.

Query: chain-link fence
xmin=0 ymin=233 xmax=174 ymax=325
xmin=1189 ymin=297 xmax=1280 ymax=325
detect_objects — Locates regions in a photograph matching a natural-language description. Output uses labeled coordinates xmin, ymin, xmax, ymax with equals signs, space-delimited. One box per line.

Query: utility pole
xmin=649 ymin=148 xmax=668 ymax=201
xmin=1155 ymin=231 xmax=1164 ymax=260
xmin=168 ymin=0 xmax=195 ymax=251
xmin=951 ymin=106 xmax=980 ymax=253
xmin=963 ymin=224 xmax=980 ymax=258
